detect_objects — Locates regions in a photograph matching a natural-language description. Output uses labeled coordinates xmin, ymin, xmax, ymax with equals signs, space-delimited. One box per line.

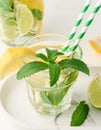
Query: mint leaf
xmin=70 ymin=101 xmax=89 ymax=126
xmin=17 ymin=61 xmax=48 ymax=80
xmin=40 ymin=69 xmax=79 ymax=105
xmin=0 ymin=0 xmax=13 ymax=11
xmin=40 ymin=91 xmax=52 ymax=104
xmin=9 ymin=0 xmax=14 ymax=7
xmin=31 ymin=9 xmax=43 ymax=20
xmin=46 ymin=48 xmax=56 ymax=61
xmin=36 ymin=53 xmax=48 ymax=62
xmin=47 ymin=85 xmax=70 ymax=105
xmin=59 ymin=58 xmax=90 ymax=75
xmin=49 ymin=63 xmax=60 ymax=87
xmin=46 ymin=48 xmax=63 ymax=63
xmin=40 ymin=81 xmax=71 ymax=105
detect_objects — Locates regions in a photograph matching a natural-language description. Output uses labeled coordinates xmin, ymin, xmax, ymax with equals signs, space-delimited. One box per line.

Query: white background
xmin=0 ymin=0 xmax=101 ymax=130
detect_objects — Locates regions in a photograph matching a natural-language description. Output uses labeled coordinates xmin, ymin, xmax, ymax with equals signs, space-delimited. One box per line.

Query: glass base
xmin=34 ymin=98 xmax=72 ymax=116
xmin=26 ymin=79 xmax=74 ymax=116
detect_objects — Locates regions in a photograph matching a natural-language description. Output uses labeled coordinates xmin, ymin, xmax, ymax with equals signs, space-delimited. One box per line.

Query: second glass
xmin=0 ymin=0 xmax=44 ymax=46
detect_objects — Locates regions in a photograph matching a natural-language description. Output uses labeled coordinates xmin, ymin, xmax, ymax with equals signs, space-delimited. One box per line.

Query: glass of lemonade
xmin=23 ymin=34 xmax=82 ymax=115
xmin=0 ymin=0 xmax=44 ymax=46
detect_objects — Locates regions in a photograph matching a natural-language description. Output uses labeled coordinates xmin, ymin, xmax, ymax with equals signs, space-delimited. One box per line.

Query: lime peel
xmin=16 ymin=4 xmax=34 ymax=36
xmin=88 ymin=74 xmax=101 ymax=108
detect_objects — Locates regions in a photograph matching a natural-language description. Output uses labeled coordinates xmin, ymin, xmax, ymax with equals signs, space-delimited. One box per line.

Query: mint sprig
xmin=59 ymin=58 xmax=90 ymax=75
xmin=49 ymin=63 xmax=60 ymax=87
xmin=31 ymin=9 xmax=43 ymax=20
xmin=17 ymin=48 xmax=89 ymax=87
xmin=46 ymin=48 xmax=63 ymax=63
xmin=17 ymin=61 xmax=48 ymax=80
xmin=36 ymin=53 xmax=48 ymax=62
xmin=0 ymin=0 xmax=13 ymax=12
xmin=70 ymin=101 xmax=89 ymax=126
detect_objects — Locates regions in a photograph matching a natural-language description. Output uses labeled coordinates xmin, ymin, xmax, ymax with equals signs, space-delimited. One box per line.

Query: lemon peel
xmin=89 ymin=36 xmax=101 ymax=53
xmin=0 ymin=46 xmax=35 ymax=79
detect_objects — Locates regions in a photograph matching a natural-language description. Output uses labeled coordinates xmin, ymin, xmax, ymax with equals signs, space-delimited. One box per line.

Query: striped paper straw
xmin=69 ymin=0 xmax=101 ymax=52
xmin=61 ymin=0 xmax=92 ymax=52
xmin=61 ymin=0 xmax=101 ymax=53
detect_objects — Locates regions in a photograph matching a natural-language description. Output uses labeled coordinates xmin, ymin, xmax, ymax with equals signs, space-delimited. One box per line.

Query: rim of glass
xmin=24 ymin=33 xmax=68 ymax=46
xmin=24 ymin=33 xmax=82 ymax=91
xmin=24 ymin=33 xmax=83 ymax=58
xmin=29 ymin=33 xmax=67 ymax=39
xmin=25 ymin=75 xmax=76 ymax=91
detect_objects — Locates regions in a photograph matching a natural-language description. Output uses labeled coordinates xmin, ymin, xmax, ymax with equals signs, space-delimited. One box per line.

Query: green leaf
xmin=17 ymin=61 xmax=49 ymax=80
xmin=40 ymin=91 xmax=52 ymax=104
xmin=49 ymin=63 xmax=60 ymax=87
xmin=36 ymin=53 xmax=48 ymax=62
xmin=70 ymin=101 xmax=89 ymax=126
xmin=40 ymin=80 xmax=71 ymax=105
xmin=0 ymin=0 xmax=13 ymax=12
xmin=46 ymin=48 xmax=55 ymax=61
xmin=46 ymin=48 xmax=63 ymax=63
xmin=31 ymin=9 xmax=43 ymax=20
xmin=47 ymin=86 xmax=70 ymax=105
xmin=59 ymin=58 xmax=90 ymax=75
xmin=9 ymin=0 xmax=14 ymax=7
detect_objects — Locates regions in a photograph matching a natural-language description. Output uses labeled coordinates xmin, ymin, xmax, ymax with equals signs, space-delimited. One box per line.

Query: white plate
xmin=0 ymin=66 xmax=101 ymax=129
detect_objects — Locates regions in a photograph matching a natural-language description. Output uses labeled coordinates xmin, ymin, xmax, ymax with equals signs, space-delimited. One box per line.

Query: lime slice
xmin=88 ymin=74 xmax=101 ymax=108
xmin=16 ymin=4 xmax=34 ymax=36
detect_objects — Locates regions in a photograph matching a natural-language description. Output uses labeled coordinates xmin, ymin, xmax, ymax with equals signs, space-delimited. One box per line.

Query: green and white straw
xmin=61 ymin=0 xmax=101 ymax=53
xmin=65 ymin=0 xmax=91 ymax=48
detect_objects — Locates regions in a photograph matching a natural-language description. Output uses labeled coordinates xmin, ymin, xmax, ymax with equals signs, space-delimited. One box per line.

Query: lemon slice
xmin=88 ymin=74 xmax=101 ymax=108
xmin=17 ymin=0 xmax=44 ymax=10
xmin=0 ymin=47 xmax=35 ymax=79
xmin=89 ymin=36 xmax=101 ymax=53
xmin=0 ymin=43 xmax=63 ymax=80
xmin=16 ymin=4 xmax=34 ymax=36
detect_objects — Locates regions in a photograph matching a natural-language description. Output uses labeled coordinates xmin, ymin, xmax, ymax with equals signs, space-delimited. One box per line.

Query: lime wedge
xmin=16 ymin=4 xmax=34 ymax=36
xmin=88 ymin=74 xmax=101 ymax=108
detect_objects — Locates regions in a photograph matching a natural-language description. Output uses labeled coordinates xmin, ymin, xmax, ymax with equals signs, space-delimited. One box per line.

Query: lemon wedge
xmin=0 ymin=43 xmax=63 ymax=80
xmin=89 ymin=36 xmax=101 ymax=53
xmin=0 ymin=46 xmax=35 ymax=79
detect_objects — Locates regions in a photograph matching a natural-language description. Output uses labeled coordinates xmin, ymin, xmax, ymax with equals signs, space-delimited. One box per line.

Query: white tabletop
xmin=0 ymin=0 xmax=101 ymax=130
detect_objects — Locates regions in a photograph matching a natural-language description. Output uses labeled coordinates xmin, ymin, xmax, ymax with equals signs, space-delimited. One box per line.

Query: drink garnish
xmin=17 ymin=48 xmax=90 ymax=87
xmin=31 ymin=9 xmax=43 ymax=20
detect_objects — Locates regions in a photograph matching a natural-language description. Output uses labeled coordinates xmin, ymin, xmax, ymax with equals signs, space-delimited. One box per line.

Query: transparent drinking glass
xmin=0 ymin=0 xmax=44 ymax=46
xmin=25 ymin=34 xmax=82 ymax=116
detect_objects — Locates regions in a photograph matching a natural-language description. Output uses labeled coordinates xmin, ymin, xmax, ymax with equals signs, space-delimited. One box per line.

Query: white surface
xmin=0 ymin=0 xmax=101 ymax=130
xmin=0 ymin=67 xmax=101 ymax=130
xmin=41 ymin=0 xmax=101 ymax=66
